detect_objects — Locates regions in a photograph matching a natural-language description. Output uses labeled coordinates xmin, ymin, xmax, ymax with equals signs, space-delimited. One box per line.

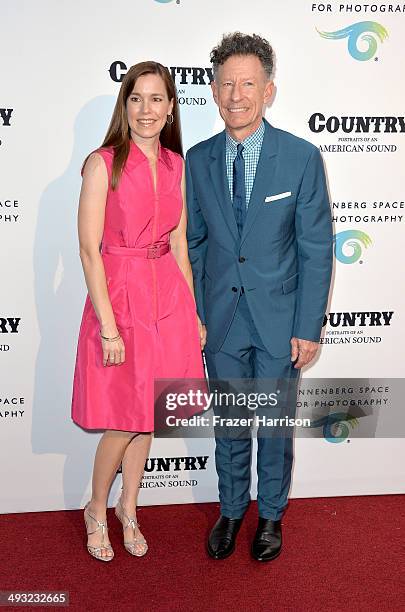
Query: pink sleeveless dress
xmin=71 ymin=141 xmax=205 ymax=431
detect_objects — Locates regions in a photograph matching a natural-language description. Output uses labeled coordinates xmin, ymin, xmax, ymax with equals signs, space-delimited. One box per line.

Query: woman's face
xmin=126 ymin=73 xmax=174 ymax=144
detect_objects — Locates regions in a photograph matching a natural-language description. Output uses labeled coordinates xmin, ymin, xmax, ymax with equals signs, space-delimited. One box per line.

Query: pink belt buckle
xmin=147 ymin=245 xmax=160 ymax=259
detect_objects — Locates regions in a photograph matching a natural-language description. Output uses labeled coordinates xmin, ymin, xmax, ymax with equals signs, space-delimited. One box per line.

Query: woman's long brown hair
xmin=84 ymin=61 xmax=183 ymax=189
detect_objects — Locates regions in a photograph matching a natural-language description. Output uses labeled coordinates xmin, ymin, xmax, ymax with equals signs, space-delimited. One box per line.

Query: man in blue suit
xmin=186 ymin=32 xmax=333 ymax=561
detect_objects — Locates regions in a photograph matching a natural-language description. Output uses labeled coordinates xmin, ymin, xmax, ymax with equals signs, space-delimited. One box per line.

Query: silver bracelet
xmin=100 ymin=331 xmax=121 ymax=341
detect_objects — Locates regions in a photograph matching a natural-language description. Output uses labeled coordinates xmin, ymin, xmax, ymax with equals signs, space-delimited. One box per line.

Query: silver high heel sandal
xmin=115 ymin=497 xmax=148 ymax=557
xmin=84 ymin=502 xmax=114 ymax=562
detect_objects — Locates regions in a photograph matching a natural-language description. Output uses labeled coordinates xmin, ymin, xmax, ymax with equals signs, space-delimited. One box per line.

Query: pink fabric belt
xmin=103 ymin=243 xmax=171 ymax=259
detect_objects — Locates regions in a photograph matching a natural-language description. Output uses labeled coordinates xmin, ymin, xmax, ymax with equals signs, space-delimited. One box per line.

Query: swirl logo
xmin=316 ymin=21 xmax=388 ymax=61
xmin=334 ymin=230 xmax=372 ymax=264
xmin=310 ymin=413 xmax=359 ymax=444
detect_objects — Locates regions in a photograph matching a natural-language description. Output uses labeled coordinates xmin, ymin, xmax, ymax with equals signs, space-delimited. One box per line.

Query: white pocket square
xmin=265 ymin=191 xmax=292 ymax=203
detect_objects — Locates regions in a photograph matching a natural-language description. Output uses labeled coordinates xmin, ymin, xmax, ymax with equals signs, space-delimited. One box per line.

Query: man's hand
xmin=290 ymin=337 xmax=319 ymax=369
xmin=197 ymin=316 xmax=207 ymax=350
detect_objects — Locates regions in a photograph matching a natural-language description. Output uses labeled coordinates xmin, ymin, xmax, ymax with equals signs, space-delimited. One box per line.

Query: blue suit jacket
xmin=186 ymin=119 xmax=333 ymax=357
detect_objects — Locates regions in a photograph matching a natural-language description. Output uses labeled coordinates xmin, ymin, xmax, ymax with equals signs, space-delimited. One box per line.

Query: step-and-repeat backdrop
xmin=1 ymin=0 xmax=404 ymax=513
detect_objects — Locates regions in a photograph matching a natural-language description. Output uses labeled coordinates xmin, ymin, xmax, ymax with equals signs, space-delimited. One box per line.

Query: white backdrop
xmin=1 ymin=0 xmax=404 ymax=513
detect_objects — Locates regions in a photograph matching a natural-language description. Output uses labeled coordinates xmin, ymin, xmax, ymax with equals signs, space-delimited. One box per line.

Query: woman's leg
xmin=86 ymin=430 xmax=134 ymax=558
xmin=117 ymin=433 xmax=153 ymax=552
xmin=121 ymin=433 xmax=153 ymax=508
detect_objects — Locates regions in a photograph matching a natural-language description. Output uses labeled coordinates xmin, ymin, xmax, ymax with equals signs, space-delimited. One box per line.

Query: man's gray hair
xmin=210 ymin=32 xmax=274 ymax=80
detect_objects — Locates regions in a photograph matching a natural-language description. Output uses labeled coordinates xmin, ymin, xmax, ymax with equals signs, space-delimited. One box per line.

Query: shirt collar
xmin=225 ymin=119 xmax=265 ymax=154
xmin=158 ymin=142 xmax=173 ymax=169
xmin=129 ymin=139 xmax=173 ymax=170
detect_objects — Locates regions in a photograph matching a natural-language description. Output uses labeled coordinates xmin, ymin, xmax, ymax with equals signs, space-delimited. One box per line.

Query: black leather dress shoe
xmin=207 ymin=515 xmax=243 ymax=559
xmin=251 ymin=518 xmax=282 ymax=562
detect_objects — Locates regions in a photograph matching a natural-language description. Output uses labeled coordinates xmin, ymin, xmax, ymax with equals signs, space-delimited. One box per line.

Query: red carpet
xmin=1 ymin=496 xmax=404 ymax=612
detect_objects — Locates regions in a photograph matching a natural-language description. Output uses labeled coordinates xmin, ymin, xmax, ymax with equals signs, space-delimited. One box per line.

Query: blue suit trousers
xmin=204 ymin=291 xmax=299 ymax=520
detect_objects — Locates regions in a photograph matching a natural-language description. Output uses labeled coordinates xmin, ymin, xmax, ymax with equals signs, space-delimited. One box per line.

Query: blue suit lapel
xmin=241 ymin=120 xmax=279 ymax=246
xmin=209 ymin=131 xmax=239 ymax=242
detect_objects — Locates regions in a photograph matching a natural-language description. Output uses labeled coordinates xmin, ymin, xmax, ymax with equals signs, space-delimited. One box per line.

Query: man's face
xmin=211 ymin=54 xmax=273 ymax=140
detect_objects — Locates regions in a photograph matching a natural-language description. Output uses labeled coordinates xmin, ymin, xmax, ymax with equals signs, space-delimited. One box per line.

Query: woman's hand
xmin=197 ymin=316 xmax=207 ymax=351
xmin=101 ymin=327 xmax=125 ymax=366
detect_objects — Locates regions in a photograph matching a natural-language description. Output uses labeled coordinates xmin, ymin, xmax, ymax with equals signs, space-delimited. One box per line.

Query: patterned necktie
xmin=233 ymin=143 xmax=246 ymax=236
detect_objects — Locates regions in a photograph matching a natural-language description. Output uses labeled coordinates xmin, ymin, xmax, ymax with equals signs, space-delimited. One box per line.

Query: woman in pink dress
xmin=71 ymin=61 xmax=206 ymax=562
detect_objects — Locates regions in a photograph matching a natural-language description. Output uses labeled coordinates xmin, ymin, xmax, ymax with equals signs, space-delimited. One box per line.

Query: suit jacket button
xmin=239 ymin=256 xmax=246 ymax=263
xmin=232 ymin=286 xmax=238 ymax=292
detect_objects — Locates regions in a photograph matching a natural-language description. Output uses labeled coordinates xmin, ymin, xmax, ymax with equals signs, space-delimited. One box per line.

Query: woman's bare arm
xmin=78 ymin=152 xmax=124 ymax=365
xmin=170 ymin=160 xmax=206 ymax=349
